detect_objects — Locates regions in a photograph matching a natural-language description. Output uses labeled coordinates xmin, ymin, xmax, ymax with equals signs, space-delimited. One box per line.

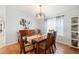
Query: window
xmin=47 ymin=15 xmax=64 ymax=36
xmin=56 ymin=15 xmax=64 ymax=36
xmin=47 ymin=18 xmax=56 ymax=32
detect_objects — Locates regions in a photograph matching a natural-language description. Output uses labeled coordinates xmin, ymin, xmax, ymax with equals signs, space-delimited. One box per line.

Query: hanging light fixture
xmin=36 ymin=5 xmax=45 ymax=20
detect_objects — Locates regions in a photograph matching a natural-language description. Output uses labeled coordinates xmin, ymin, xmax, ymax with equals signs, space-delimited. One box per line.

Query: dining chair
xmin=39 ymin=33 xmax=53 ymax=54
xmin=37 ymin=29 xmax=41 ymax=34
xmin=51 ymin=31 xmax=57 ymax=53
xmin=18 ymin=30 xmax=35 ymax=54
xmin=36 ymin=29 xmax=42 ymax=35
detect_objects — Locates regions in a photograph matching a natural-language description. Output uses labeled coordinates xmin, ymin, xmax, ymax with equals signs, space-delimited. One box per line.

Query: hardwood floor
xmin=0 ymin=42 xmax=79 ymax=54
xmin=56 ymin=42 xmax=79 ymax=54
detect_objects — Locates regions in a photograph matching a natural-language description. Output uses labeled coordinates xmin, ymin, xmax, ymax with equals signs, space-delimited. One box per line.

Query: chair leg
xmin=20 ymin=46 xmax=22 ymax=54
xmin=45 ymin=50 xmax=46 ymax=54
xmin=23 ymin=50 xmax=26 ymax=54
xmin=34 ymin=48 xmax=37 ymax=54
xmin=22 ymin=47 xmax=26 ymax=54
xmin=54 ymin=43 xmax=56 ymax=53
xmin=52 ymin=45 xmax=54 ymax=54
xmin=33 ymin=44 xmax=36 ymax=54
xmin=50 ymin=47 xmax=52 ymax=54
xmin=48 ymin=47 xmax=51 ymax=54
xmin=54 ymin=43 xmax=56 ymax=49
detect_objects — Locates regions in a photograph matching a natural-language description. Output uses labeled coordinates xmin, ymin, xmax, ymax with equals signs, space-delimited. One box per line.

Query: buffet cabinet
xmin=19 ymin=29 xmax=35 ymax=36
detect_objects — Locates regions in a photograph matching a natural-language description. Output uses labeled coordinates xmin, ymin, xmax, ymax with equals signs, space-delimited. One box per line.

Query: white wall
xmin=55 ymin=8 xmax=79 ymax=45
xmin=64 ymin=9 xmax=79 ymax=45
xmin=6 ymin=6 xmax=38 ymax=45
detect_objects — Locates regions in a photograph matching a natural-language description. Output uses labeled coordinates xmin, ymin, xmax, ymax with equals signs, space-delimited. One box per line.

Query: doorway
xmin=0 ymin=17 xmax=5 ymax=48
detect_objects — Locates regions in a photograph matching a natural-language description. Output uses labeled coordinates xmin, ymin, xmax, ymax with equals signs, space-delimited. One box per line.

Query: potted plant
xmin=20 ymin=18 xmax=30 ymax=29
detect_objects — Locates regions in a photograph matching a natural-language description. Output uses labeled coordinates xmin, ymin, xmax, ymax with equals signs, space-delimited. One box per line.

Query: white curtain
xmin=47 ymin=15 xmax=64 ymax=36
xmin=47 ymin=18 xmax=56 ymax=32
xmin=56 ymin=15 xmax=64 ymax=36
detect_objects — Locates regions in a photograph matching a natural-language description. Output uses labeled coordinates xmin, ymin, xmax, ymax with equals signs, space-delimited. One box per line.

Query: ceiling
xmin=7 ymin=5 xmax=79 ymax=18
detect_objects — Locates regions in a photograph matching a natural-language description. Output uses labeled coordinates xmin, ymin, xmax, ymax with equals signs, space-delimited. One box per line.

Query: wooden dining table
xmin=27 ymin=34 xmax=47 ymax=54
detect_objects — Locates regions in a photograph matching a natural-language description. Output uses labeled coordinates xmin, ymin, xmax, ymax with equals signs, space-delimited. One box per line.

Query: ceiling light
xmin=36 ymin=5 xmax=45 ymax=20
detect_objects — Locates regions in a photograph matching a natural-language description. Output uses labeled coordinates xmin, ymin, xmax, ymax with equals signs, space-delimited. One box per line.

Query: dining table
xmin=27 ymin=34 xmax=47 ymax=54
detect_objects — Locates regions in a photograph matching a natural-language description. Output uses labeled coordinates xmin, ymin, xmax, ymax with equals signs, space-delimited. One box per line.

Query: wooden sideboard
xmin=19 ymin=29 xmax=36 ymax=36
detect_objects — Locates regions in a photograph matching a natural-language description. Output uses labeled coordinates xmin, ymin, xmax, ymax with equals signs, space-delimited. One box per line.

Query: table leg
xmin=36 ymin=43 xmax=39 ymax=54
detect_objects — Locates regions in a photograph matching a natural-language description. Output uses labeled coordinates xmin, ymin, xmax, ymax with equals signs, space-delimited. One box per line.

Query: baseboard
xmin=56 ymin=40 xmax=70 ymax=46
xmin=6 ymin=41 xmax=18 ymax=46
xmin=0 ymin=44 xmax=6 ymax=48
xmin=0 ymin=41 xmax=18 ymax=49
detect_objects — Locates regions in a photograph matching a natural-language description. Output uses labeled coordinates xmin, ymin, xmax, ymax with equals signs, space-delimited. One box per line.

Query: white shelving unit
xmin=71 ymin=17 xmax=79 ymax=49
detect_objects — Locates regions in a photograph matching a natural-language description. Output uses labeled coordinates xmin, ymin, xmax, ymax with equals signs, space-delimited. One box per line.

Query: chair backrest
xmin=46 ymin=33 xmax=52 ymax=48
xmin=52 ymin=31 xmax=57 ymax=44
xmin=53 ymin=31 xmax=57 ymax=41
xmin=37 ymin=29 xmax=42 ymax=34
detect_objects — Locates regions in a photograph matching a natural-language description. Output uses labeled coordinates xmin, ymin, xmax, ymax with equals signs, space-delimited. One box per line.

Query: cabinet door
xmin=28 ymin=30 xmax=33 ymax=36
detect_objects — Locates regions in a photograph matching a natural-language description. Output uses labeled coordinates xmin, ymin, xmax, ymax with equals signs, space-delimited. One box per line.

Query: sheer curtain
xmin=47 ymin=15 xmax=64 ymax=36
xmin=56 ymin=15 xmax=64 ymax=36
xmin=47 ymin=17 xmax=56 ymax=32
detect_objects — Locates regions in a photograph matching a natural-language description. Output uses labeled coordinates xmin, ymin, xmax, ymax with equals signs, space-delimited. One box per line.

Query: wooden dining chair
xmin=18 ymin=30 xmax=35 ymax=54
xmin=37 ymin=29 xmax=41 ymax=34
xmin=39 ymin=33 xmax=53 ymax=54
xmin=51 ymin=31 xmax=57 ymax=53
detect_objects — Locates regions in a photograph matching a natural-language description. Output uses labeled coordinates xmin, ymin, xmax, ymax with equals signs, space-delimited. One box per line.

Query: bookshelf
xmin=71 ymin=17 xmax=79 ymax=48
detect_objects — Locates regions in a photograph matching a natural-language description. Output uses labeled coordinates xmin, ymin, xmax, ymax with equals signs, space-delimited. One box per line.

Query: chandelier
xmin=36 ymin=5 xmax=45 ymax=20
